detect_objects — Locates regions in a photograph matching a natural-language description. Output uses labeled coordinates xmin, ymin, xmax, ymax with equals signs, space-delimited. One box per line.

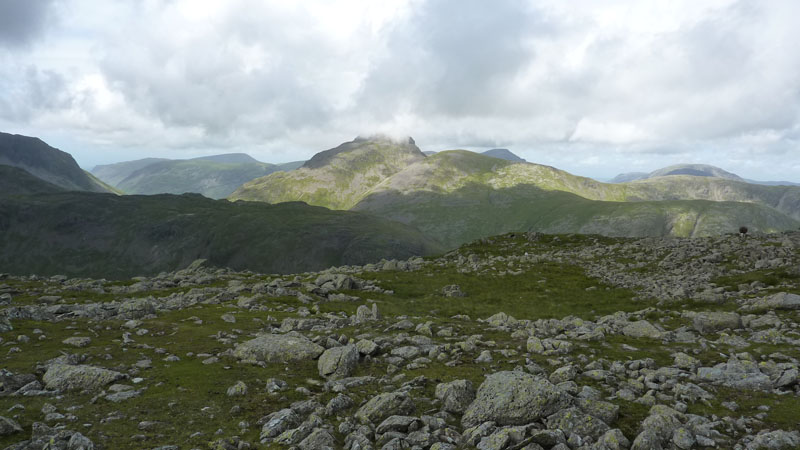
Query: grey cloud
xmin=0 ymin=65 xmax=71 ymax=121
xmin=356 ymin=0 xmax=547 ymax=118
xmin=0 ymin=0 xmax=57 ymax=48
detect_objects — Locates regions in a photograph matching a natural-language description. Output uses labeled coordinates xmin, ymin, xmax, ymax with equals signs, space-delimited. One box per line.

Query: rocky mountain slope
xmin=1 ymin=231 xmax=799 ymax=449
xmin=230 ymin=136 xmax=427 ymax=209
xmin=0 ymin=132 xmax=115 ymax=193
xmin=232 ymin=142 xmax=800 ymax=246
xmin=92 ymin=155 xmax=304 ymax=199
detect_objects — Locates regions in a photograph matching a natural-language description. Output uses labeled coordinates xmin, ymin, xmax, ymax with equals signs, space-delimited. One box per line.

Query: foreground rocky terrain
xmin=1 ymin=232 xmax=800 ymax=449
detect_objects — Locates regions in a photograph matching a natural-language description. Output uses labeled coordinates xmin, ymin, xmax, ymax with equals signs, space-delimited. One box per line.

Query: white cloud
xmin=0 ymin=0 xmax=799 ymax=181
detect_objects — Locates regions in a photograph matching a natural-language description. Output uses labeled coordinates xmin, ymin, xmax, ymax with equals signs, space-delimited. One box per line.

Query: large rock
xmin=622 ymin=320 xmax=663 ymax=339
xmin=435 ymin=379 xmax=476 ymax=414
xmin=546 ymin=407 xmax=610 ymax=440
xmin=692 ymin=312 xmax=741 ymax=334
xmin=317 ymin=345 xmax=359 ymax=380
xmin=461 ymin=371 xmax=569 ymax=428
xmin=43 ymin=364 xmax=124 ymax=392
xmin=0 ymin=416 xmax=23 ymax=436
xmin=233 ymin=333 xmax=324 ymax=363
xmin=355 ymin=392 xmax=415 ymax=424
xmin=743 ymin=292 xmax=800 ymax=311
xmin=745 ymin=430 xmax=800 ymax=450
xmin=11 ymin=422 xmax=95 ymax=449
xmin=298 ymin=428 xmax=336 ymax=450
xmin=697 ymin=357 xmax=772 ymax=390
xmin=117 ymin=297 xmax=156 ymax=319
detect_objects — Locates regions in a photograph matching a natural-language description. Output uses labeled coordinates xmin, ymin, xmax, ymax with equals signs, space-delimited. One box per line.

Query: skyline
xmin=1 ymin=0 xmax=799 ymax=181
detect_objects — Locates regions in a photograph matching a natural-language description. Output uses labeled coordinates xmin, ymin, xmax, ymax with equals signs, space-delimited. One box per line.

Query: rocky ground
xmin=1 ymin=231 xmax=800 ymax=450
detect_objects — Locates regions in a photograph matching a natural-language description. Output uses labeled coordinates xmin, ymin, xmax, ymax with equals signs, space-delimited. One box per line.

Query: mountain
xmin=231 ymin=140 xmax=800 ymax=246
xmin=91 ymin=157 xmax=170 ymax=186
xmin=351 ymin=151 xmax=798 ymax=246
xmin=610 ymin=164 xmax=743 ymax=183
xmin=230 ymin=135 xmax=427 ymax=209
xmin=482 ymin=148 xmax=525 ymax=162
xmin=609 ymin=172 xmax=649 ymax=183
xmin=114 ymin=159 xmax=284 ymax=199
xmin=0 ymin=190 xmax=443 ymax=278
xmin=611 ymin=163 xmax=800 ymax=186
xmin=649 ymin=164 xmax=745 ymax=181
xmin=0 ymin=132 xmax=114 ymax=193
xmin=92 ymin=154 xmax=305 ymax=199
xmin=192 ymin=153 xmax=259 ymax=163
xmin=0 ymin=165 xmax=66 ymax=196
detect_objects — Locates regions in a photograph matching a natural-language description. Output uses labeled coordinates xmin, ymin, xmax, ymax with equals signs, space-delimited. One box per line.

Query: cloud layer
xmin=0 ymin=0 xmax=798 ymax=180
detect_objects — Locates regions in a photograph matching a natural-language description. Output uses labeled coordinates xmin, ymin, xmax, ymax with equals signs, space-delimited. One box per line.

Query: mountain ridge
xmin=92 ymin=154 xmax=305 ymax=199
xmin=230 ymin=137 xmax=800 ymax=245
xmin=0 ymin=132 xmax=114 ymax=193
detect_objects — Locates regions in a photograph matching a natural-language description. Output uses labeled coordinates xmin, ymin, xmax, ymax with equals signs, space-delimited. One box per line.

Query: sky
xmin=0 ymin=0 xmax=799 ymax=181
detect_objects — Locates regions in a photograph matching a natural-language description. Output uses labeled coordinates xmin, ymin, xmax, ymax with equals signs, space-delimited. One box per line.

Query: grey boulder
xmin=435 ymin=379 xmax=476 ymax=414
xmin=462 ymin=371 xmax=569 ymax=428
xmin=318 ymin=345 xmax=359 ymax=379
xmin=233 ymin=333 xmax=324 ymax=363
xmin=42 ymin=364 xmax=124 ymax=392
xmin=355 ymin=391 xmax=416 ymax=424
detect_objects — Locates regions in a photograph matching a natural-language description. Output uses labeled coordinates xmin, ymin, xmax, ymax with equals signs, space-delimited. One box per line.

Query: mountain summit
xmin=230 ymin=136 xmax=426 ymax=209
xmin=482 ymin=148 xmax=526 ymax=162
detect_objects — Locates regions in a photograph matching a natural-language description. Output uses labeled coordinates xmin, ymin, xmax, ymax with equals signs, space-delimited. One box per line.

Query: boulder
xmin=260 ymin=408 xmax=301 ymax=440
xmin=298 ymin=428 xmax=336 ymax=450
xmin=226 ymin=381 xmax=247 ymax=397
xmin=117 ymin=297 xmax=156 ymax=319
xmin=233 ymin=333 xmax=324 ymax=363
xmin=318 ymin=345 xmax=359 ymax=380
xmin=43 ymin=364 xmax=124 ymax=392
xmin=743 ymin=292 xmax=800 ymax=311
xmin=546 ymin=407 xmax=610 ymax=440
xmin=692 ymin=312 xmax=741 ymax=334
xmin=355 ymin=339 xmax=378 ymax=356
xmin=435 ymin=379 xmax=476 ymax=414
xmin=697 ymin=356 xmax=772 ymax=390
xmin=0 ymin=415 xmax=23 ymax=436
xmin=745 ymin=430 xmax=800 ymax=450
xmin=62 ymin=337 xmax=92 ymax=348
xmin=622 ymin=321 xmax=663 ymax=339
xmin=461 ymin=371 xmax=569 ymax=428
xmin=442 ymin=284 xmax=466 ymax=297
xmin=355 ymin=392 xmax=415 ymax=424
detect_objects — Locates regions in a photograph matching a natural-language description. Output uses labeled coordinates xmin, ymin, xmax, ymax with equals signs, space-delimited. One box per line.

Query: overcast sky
xmin=1 ymin=0 xmax=798 ymax=180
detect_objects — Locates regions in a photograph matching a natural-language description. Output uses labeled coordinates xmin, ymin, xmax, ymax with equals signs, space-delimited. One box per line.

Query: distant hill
xmin=611 ymin=163 xmax=800 ymax=186
xmin=92 ymin=154 xmax=304 ymax=199
xmin=0 ymin=132 xmax=115 ymax=193
xmin=609 ymin=172 xmax=649 ymax=183
xmin=192 ymin=153 xmax=259 ymax=164
xmin=92 ymin=158 xmax=170 ymax=186
xmin=482 ymin=148 xmax=525 ymax=162
xmin=230 ymin=135 xmax=427 ymax=209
